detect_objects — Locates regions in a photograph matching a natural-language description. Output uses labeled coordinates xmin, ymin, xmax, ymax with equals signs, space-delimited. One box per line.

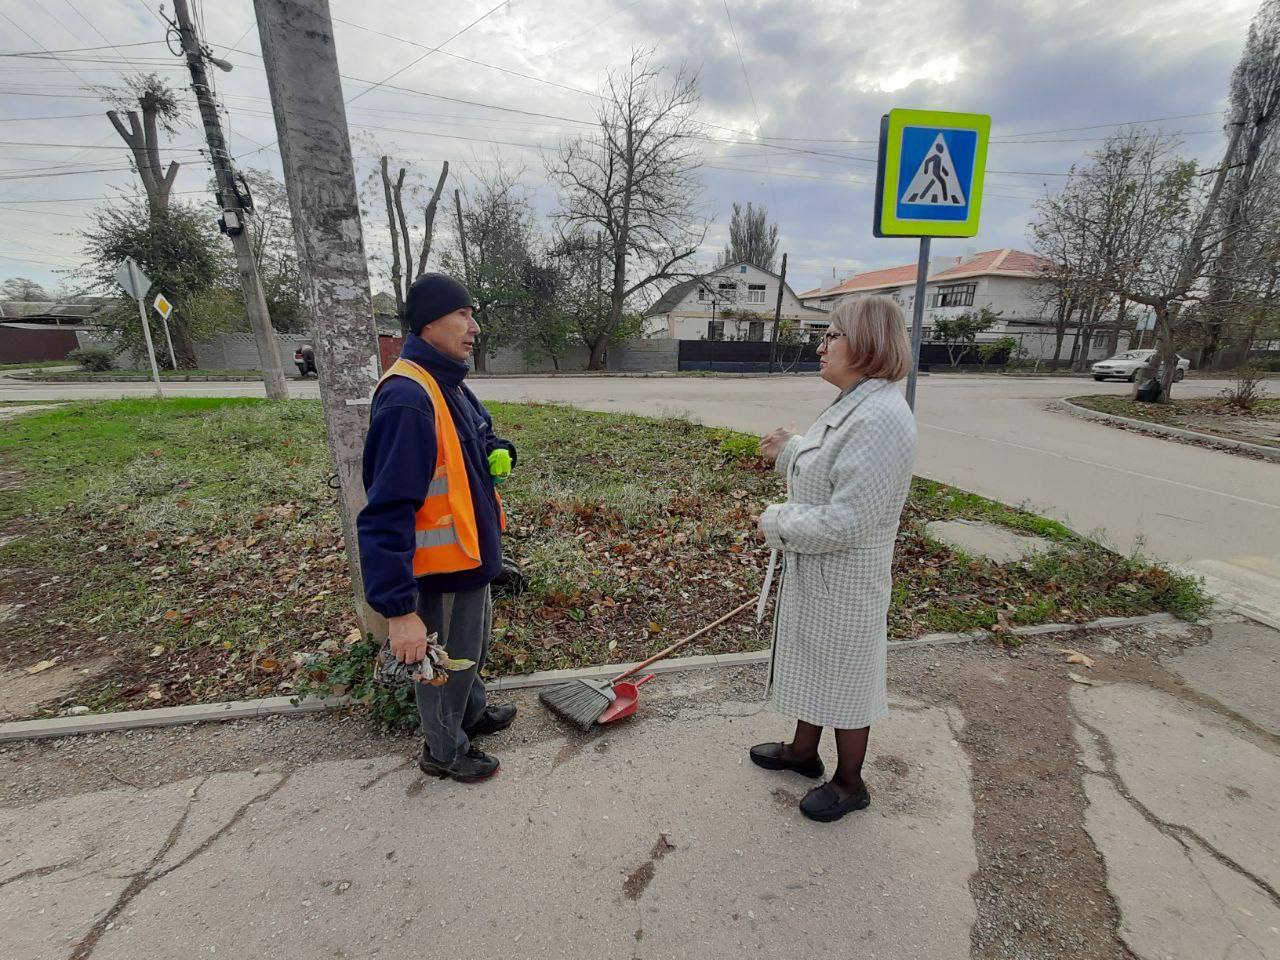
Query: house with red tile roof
xmin=797 ymin=248 xmax=1109 ymax=361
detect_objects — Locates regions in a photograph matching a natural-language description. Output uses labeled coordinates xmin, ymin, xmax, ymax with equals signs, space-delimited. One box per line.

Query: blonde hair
xmin=829 ymin=295 xmax=912 ymax=381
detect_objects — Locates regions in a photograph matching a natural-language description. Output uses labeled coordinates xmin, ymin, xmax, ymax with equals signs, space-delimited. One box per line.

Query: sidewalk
xmin=1 ymin=619 xmax=1277 ymax=960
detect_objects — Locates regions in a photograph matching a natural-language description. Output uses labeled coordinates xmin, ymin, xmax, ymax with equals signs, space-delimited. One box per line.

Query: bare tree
xmin=1 ymin=277 xmax=49 ymax=301
xmin=106 ymin=74 xmax=183 ymax=220
xmin=441 ymin=163 xmax=536 ymax=372
xmin=1030 ymin=129 xmax=1249 ymax=393
xmin=377 ymin=157 xmax=449 ymax=329
xmin=1201 ymin=0 xmax=1280 ymax=366
xmin=716 ymin=201 xmax=779 ymax=271
xmin=1031 ymin=131 xmax=1167 ymax=370
xmin=1092 ymin=127 xmax=1246 ymax=399
xmin=547 ymin=48 xmax=708 ymax=369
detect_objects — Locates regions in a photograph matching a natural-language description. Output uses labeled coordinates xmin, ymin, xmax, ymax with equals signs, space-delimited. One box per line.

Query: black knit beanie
xmin=406 ymin=273 xmax=474 ymax=335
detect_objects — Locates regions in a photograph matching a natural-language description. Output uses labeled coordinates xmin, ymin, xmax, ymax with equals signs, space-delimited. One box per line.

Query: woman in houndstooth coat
xmin=752 ymin=295 xmax=917 ymax=823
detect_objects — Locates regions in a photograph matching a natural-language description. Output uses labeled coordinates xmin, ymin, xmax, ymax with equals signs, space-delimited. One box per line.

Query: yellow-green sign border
xmin=874 ymin=108 xmax=991 ymax=238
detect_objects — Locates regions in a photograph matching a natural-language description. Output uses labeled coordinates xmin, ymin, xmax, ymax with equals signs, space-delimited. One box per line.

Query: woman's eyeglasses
xmin=821 ymin=331 xmax=845 ymax=345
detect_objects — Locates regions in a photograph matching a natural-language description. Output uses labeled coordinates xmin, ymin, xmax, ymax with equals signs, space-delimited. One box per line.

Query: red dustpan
xmin=597 ymin=674 xmax=656 ymax=725
xmin=588 ymin=598 xmax=758 ymax=728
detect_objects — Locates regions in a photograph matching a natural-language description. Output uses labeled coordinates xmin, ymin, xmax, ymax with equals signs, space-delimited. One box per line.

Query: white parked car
xmin=1091 ymin=349 xmax=1189 ymax=382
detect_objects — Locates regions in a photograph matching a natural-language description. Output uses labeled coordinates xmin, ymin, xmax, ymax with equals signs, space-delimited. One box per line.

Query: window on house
xmin=707 ymin=320 xmax=724 ymax=340
xmin=931 ymin=283 xmax=977 ymax=308
xmin=748 ymin=320 xmax=765 ymax=341
xmin=747 ymin=283 xmax=767 ymax=304
xmin=718 ymin=281 xmax=737 ymax=299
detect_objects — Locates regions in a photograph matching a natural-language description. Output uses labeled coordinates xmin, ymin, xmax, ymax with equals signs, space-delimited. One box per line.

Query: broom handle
xmin=611 ymin=598 xmax=758 ymax=684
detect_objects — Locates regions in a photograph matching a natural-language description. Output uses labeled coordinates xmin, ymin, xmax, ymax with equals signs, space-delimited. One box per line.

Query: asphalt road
xmin=3 ymin=371 xmax=1276 ymax=620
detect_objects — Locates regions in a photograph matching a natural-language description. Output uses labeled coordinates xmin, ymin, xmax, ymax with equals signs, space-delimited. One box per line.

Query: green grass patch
xmin=0 ymin=359 xmax=77 ymax=371
xmin=1070 ymin=395 xmax=1280 ymax=449
xmin=23 ymin=368 xmax=267 ymax=381
xmin=0 ymin=399 xmax=1208 ymax=724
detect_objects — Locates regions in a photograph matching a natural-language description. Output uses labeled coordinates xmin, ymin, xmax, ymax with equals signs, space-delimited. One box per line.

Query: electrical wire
xmin=347 ymin=0 xmax=510 ymax=105
xmin=721 ymin=0 xmax=776 ymax=211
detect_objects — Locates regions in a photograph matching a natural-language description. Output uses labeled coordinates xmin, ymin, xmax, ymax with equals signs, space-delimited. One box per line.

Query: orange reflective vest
xmin=375 ymin=358 xmax=506 ymax=577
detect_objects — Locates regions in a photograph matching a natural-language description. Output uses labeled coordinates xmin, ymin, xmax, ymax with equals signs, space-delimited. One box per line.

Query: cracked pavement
xmin=1 ymin=620 xmax=1278 ymax=959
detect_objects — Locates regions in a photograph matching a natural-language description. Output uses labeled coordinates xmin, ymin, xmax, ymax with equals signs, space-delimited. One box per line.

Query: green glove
xmin=488 ymin=448 xmax=512 ymax=485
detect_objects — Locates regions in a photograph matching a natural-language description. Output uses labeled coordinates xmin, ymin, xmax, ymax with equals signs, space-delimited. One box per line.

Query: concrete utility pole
xmin=768 ymin=252 xmax=787 ymax=373
xmin=171 ymin=0 xmax=289 ymax=400
xmin=254 ymin=0 xmax=385 ymax=637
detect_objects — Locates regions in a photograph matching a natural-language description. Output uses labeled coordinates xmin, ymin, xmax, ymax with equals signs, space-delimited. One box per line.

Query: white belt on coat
xmin=756 ymin=548 xmax=779 ymax=623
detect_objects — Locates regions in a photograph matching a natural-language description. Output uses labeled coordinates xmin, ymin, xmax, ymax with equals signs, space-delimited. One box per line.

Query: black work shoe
xmin=464 ymin=704 xmax=517 ymax=738
xmin=748 ymin=742 xmax=825 ymax=779
xmin=418 ymin=746 xmax=500 ymax=784
xmin=799 ymin=782 xmax=871 ymax=822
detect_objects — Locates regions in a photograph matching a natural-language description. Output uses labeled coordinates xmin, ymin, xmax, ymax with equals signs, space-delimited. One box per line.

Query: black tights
xmin=782 ymin=721 xmax=869 ymax=796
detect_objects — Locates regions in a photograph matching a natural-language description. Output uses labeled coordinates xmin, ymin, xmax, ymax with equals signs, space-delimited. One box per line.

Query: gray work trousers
xmin=415 ymin=586 xmax=492 ymax=762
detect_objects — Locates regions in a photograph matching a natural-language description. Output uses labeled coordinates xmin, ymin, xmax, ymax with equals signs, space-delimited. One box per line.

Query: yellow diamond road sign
xmin=152 ymin=293 xmax=173 ymax=320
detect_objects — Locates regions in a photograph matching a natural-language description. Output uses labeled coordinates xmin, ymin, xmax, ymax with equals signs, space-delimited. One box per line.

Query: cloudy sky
xmin=0 ymin=0 xmax=1262 ymax=300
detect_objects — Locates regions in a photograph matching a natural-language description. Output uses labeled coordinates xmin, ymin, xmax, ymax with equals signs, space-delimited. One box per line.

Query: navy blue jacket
xmin=357 ymin=335 xmax=514 ymax=617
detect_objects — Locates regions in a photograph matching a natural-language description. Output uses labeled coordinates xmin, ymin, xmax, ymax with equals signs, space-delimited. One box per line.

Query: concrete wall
xmin=79 ymin=330 xmax=319 ymax=372
xmin=475 ymin=344 xmax=593 ymax=375
xmin=194 ymin=333 xmax=313 ymax=370
xmin=608 ymin=339 xmax=680 ymax=373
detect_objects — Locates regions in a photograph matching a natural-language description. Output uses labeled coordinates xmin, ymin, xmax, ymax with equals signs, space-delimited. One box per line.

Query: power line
xmin=721 ymin=0 xmax=777 ymax=210
xmin=0 ymin=40 xmax=165 ymax=56
xmin=347 ymin=0 xmax=510 ymax=105
xmin=0 ymin=251 xmax=76 ymax=266
xmin=0 ymin=112 xmax=100 ymax=122
xmin=0 ymin=188 xmax=210 ymax=204
xmin=1 ymin=204 xmax=91 ymax=218
xmin=0 ymin=12 xmax=96 ymax=88
xmin=59 ymin=0 xmax=136 ymax=79
xmin=332 ymin=16 xmax=599 ymax=100
xmin=0 ymin=140 xmax=202 ymax=150
xmin=998 ymin=112 xmax=1225 ymax=138
xmin=0 ymin=54 xmax=184 ymax=66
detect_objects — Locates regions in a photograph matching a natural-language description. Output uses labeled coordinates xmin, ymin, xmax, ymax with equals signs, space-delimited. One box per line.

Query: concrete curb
xmin=1059 ymin=399 xmax=1280 ymax=461
xmin=0 ymin=612 xmax=1181 ymax=743
xmin=21 ymin=375 xmax=269 ymax=383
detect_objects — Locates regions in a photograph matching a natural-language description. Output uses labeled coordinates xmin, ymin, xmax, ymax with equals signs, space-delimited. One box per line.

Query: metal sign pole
xmin=159 ymin=315 xmax=178 ymax=370
xmin=130 ymin=261 xmax=164 ymax=397
xmin=873 ymin=108 xmax=990 ymax=412
xmin=905 ymin=236 xmax=931 ymax=411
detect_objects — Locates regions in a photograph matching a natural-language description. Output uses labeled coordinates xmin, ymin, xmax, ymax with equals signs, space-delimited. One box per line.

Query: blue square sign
xmin=896 ymin=125 xmax=978 ymax=222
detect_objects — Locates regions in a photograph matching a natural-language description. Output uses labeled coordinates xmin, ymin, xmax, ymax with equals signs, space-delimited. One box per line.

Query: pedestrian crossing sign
xmin=874 ymin=108 xmax=990 ymax=238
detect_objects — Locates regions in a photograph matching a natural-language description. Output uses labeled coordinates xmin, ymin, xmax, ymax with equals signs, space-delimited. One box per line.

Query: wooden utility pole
xmin=768 ymin=252 xmax=787 ymax=373
xmin=254 ymin=0 xmax=384 ymax=636
xmin=172 ymin=0 xmax=288 ymax=398
xmin=453 ymin=188 xmax=484 ymax=371
xmin=453 ymin=188 xmax=471 ymax=284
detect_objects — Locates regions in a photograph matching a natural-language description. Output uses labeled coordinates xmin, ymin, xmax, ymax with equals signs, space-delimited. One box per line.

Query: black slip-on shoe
xmin=464 ymin=704 xmax=517 ymax=738
xmin=799 ymin=782 xmax=871 ymax=822
xmin=418 ymin=746 xmax=500 ymax=784
xmin=748 ymin=742 xmax=825 ymax=779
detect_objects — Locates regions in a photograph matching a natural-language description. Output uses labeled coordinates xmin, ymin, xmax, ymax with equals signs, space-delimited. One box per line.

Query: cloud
xmin=0 ymin=0 xmax=1259 ymax=298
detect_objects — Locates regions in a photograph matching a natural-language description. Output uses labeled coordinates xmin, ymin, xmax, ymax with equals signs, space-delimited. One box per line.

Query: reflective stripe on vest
xmin=374 ymin=358 xmax=505 ymax=577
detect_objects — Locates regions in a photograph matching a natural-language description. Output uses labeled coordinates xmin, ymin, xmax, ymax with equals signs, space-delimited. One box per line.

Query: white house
xmin=798 ymin=248 xmax=1108 ymax=361
xmin=644 ymin=261 xmax=828 ymax=340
